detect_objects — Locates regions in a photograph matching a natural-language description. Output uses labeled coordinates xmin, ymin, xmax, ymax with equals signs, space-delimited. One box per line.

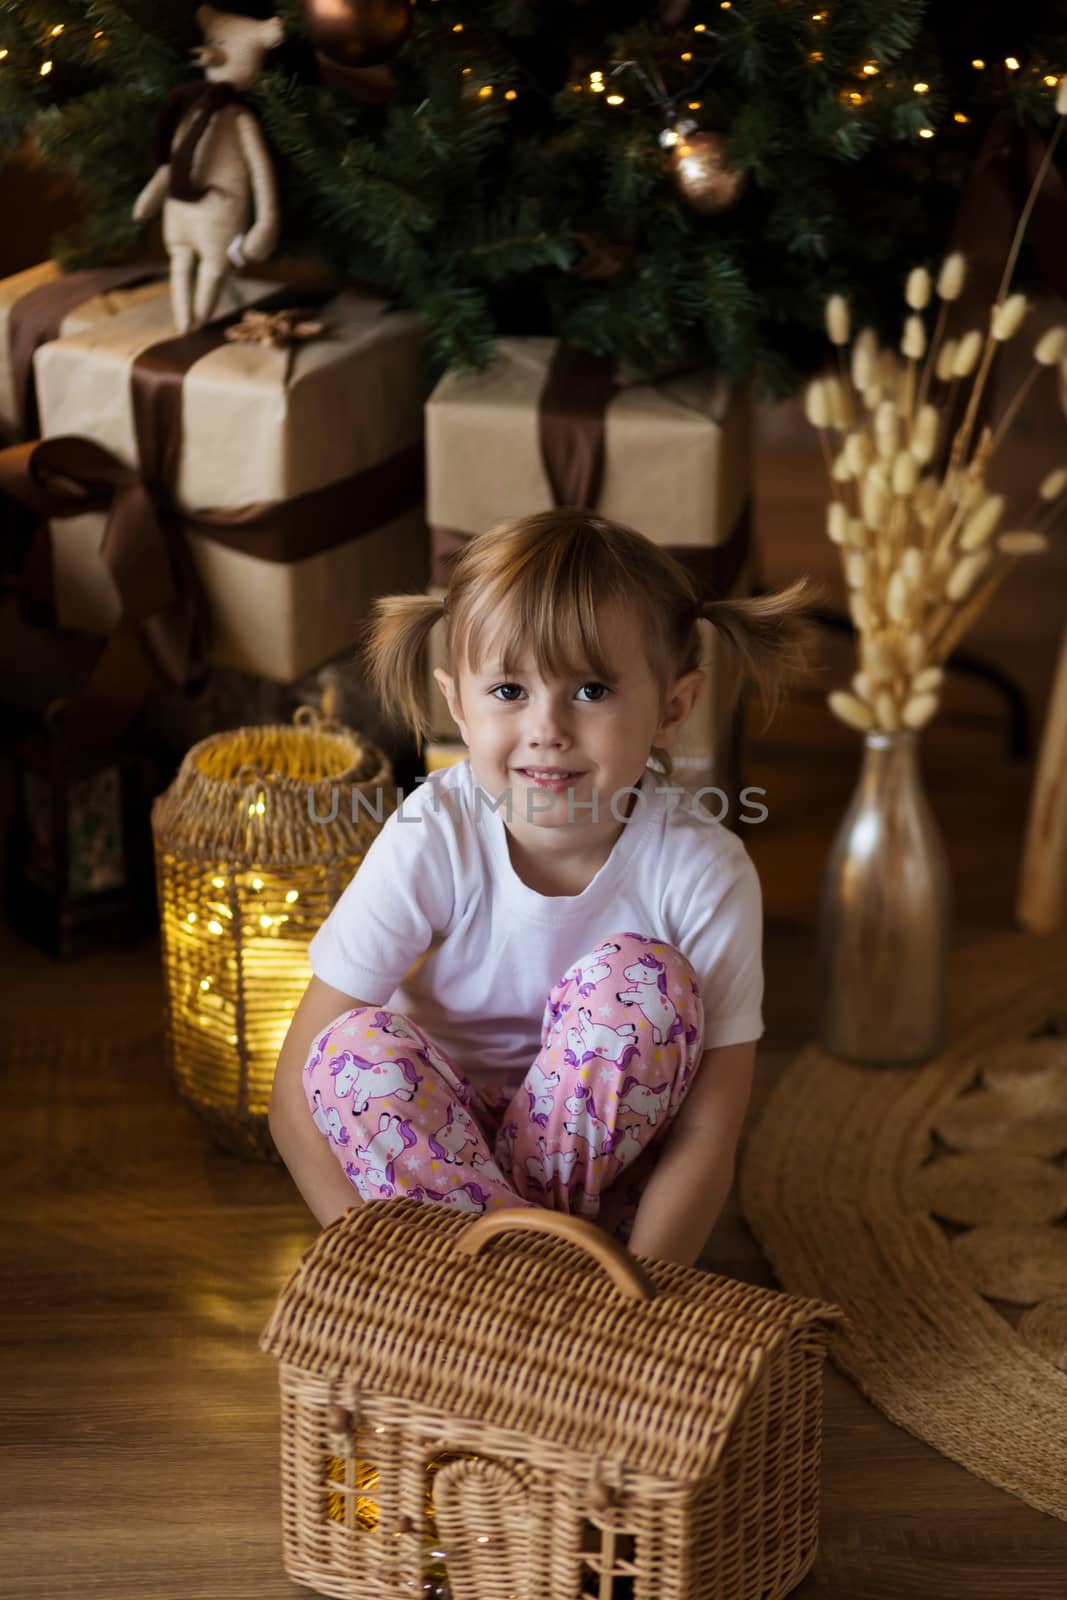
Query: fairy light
xmin=606 ymin=93 xmax=624 ymax=104
xmin=1005 ymin=57 xmax=1020 ymax=71
xmin=862 ymin=62 xmax=879 ymax=76
xmin=693 ymin=22 xmax=707 ymax=31
xmin=811 ymin=8 xmax=828 ymax=18
xmin=0 ymin=48 xmax=8 ymax=61
xmin=50 ymin=22 xmax=64 ymax=35
xmin=913 ymin=81 xmax=929 ymax=93
xmin=680 ymin=51 xmax=693 ymax=61
xmin=504 ymin=88 xmax=517 ymax=99
xmin=810 ymin=50 xmax=824 ymax=62
xmin=478 ymin=84 xmax=493 ymax=98
xmin=687 ymin=99 xmax=702 ymax=109
xmin=590 ymin=79 xmax=604 ymax=92
xmin=720 ymin=1 xmax=732 ymax=8
xmin=40 ymin=59 xmax=53 ymax=75
xmin=972 ymin=59 xmax=985 ymax=69
xmin=954 ymin=111 xmax=970 ymax=122
xmin=451 ymin=22 xmax=463 ymax=32
xmin=590 ymin=70 xmax=603 ymax=81
xmin=1044 ymin=75 xmax=1059 ymax=87
xmin=919 ymin=127 xmax=934 ymax=138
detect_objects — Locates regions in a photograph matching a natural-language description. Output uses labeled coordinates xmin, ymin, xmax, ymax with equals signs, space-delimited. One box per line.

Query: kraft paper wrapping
xmin=32 ymin=286 xmax=430 ymax=683
xmin=0 ymin=260 xmax=170 ymax=438
xmin=423 ymin=338 xmax=753 ymax=792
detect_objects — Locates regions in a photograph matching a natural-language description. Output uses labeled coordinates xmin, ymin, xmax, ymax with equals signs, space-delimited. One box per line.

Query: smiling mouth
xmin=515 ymin=768 xmax=584 ymax=778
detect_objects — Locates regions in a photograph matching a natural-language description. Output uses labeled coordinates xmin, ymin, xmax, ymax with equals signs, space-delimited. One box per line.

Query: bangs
xmin=461 ymin=555 xmax=622 ymax=685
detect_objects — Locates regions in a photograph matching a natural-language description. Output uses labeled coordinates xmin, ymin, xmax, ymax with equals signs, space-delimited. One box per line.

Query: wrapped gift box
xmin=0 ymin=260 xmax=173 ymax=439
xmin=31 ymin=285 xmax=429 ymax=683
xmin=424 ymin=338 xmax=754 ymax=795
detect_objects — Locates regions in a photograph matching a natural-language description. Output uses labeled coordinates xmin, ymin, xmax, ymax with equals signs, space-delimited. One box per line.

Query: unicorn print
xmin=355 ymin=1111 xmax=418 ymax=1192
xmin=564 ymin=1007 xmax=640 ymax=1071
xmin=526 ymin=1062 xmax=561 ymax=1127
xmin=562 ymin=1083 xmax=616 ymax=1159
xmin=343 ymin=1162 xmax=376 ymax=1202
xmin=406 ymin=1180 xmax=493 ymax=1215
xmin=619 ymin=1074 xmax=672 ymax=1127
xmin=311 ymin=1089 xmax=349 ymax=1147
xmin=541 ymin=995 xmax=572 ymax=1038
xmin=561 ymin=942 xmax=622 ymax=997
xmin=330 ymin=1050 xmax=420 ymax=1112
xmin=525 ymin=1136 xmax=579 ymax=1191
xmin=616 ymin=954 xmax=686 ymax=1047
xmin=428 ymin=1101 xmax=482 ymax=1164
xmin=609 ymin=1121 xmax=645 ymax=1168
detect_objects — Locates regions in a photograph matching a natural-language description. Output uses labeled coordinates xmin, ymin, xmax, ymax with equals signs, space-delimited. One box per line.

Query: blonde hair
xmin=358 ymin=510 xmax=821 ymax=779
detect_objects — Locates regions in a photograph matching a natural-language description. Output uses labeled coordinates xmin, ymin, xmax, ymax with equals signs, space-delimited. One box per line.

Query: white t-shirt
xmin=308 ymin=759 xmax=764 ymax=1091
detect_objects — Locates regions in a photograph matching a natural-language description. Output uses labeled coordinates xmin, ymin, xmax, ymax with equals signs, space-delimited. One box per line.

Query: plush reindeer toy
xmin=133 ymin=5 xmax=282 ymax=333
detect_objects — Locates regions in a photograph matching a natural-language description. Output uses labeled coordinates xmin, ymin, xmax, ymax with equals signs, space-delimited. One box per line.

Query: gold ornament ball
xmin=303 ymin=0 xmax=412 ymax=69
xmin=669 ymin=132 xmax=748 ymax=214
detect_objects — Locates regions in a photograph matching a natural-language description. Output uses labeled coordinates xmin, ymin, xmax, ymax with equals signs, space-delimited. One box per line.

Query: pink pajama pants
xmin=302 ymin=931 xmax=705 ymax=1246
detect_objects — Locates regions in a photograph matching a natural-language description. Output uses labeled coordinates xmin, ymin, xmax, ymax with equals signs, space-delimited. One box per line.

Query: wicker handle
xmin=453 ymin=1209 xmax=656 ymax=1301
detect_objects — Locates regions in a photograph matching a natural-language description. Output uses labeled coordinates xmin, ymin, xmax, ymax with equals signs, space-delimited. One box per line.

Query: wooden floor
xmin=3 ymin=389 xmax=1067 ymax=1599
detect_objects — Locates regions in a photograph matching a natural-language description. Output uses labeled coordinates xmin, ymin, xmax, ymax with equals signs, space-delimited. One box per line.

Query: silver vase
xmin=817 ymin=729 xmax=952 ymax=1065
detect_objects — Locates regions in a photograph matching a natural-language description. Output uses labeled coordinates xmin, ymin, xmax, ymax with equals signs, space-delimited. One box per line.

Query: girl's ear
xmin=432 ymin=668 xmax=468 ymax=741
xmin=656 ymin=668 xmax=706 ymax=743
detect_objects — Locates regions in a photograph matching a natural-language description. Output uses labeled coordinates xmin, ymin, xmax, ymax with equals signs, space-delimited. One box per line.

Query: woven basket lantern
xmin=151 ymin=707 xmax=392 ymax=1161
xmin=260 ymin=1198 xmax=847 ymax=1600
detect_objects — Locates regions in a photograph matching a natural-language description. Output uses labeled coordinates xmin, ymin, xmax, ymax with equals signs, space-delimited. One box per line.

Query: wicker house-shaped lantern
xmin=260 ymin=1199 xmax=846 ymax=1600
xmin=151 ymin=709 xmax=392 ymax=1160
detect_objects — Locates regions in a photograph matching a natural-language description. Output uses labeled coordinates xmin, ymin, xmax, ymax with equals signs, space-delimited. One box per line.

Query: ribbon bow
xmin=223 ymin=307 xmax=328 ymax=348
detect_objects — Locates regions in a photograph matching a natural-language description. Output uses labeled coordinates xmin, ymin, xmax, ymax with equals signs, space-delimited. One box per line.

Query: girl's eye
xmin=488 ymin=682 xmax=611 ymax=703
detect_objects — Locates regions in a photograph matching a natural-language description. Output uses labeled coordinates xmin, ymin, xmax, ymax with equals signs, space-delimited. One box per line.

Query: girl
xmin=269 ymin=510 xmax=816 ymax=1267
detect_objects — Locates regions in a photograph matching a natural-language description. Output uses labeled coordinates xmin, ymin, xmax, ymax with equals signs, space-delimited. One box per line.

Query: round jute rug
xmin=739 ymin=964 xmax=1067 ymax=1523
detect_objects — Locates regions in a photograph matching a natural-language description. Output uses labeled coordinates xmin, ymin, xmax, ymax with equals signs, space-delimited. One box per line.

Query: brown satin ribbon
xmin=6 ymin=263 xmax=167 ymax=442
xmin=431 ymin=339 xmax=752 ymax=596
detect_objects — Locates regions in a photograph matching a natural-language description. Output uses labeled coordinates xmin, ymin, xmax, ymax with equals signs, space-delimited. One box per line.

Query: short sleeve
xmin=683 ymin=845 xmax=765 ymax=1050
xmin=308 ymin=789 xmax=455 ymax=1001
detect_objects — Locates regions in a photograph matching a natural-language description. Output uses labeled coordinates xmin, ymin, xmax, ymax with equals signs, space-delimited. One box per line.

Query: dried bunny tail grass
xmin=886 ymin=570 xmax=910 ymax=624
xmin=937 ymin=252 xmax=967 ymax=301
xmin=903 ymin=632 xmax=926 ymax=672
xmin=861 ymin=466 xmax=891 ymax=530
xmin=1040 ymin=467 xmax=1067 ymax=499
xmin=804 ymin=377 xmax=832 ymax=428
xmin=827 ymin=501 xmax=850 ymax=543
xmin=1035 ymin=326 xmax=1067 ymax=365
xmin=998 ymin=530 xmax=1050 ymax=555
xmin=906 ymin=267 xmax=932 ymax=310
xmin=827 ymin=294 xmax=850 ymax=346
xmin=845 ymin=551 xmax=868 ymax=589
xmin=912 ymin=666 xmax=944 ymax=694
xmin=851 ymin=327 xmax=879 ymax=390
xmin=959 ymin=493 xmax=1006 ymax=550
xmin=874 ymin=399 xmax=899 ymax=458
xmin=902 ymin=693 xmax=939 ymax=729
xmin=952 ymin=330 xmax=983 ymax=377
xmin=901 ymin=314 xmax=927 ymax=361
xmin=831 ymin=450 xmax=852 ymax=482
xmin=991 ymin=293 xmax=1029 ymax=341
xmin=849 ymin=591 xmax=870 ymax=631
xmin=829 ymin=690 xmax=874 ymax=731
xmin=824 ymin=376 xmax=849 ymax=429
xmin=892 ymin=450 xmax=918 ymax=496
xmin=852 ymin=670 xmax=872 ymax=700
xmin=901 ymin=547 xmax=924 ymax=586
xmin=946 ymin=548 xmax=993 ymax=601
xmin=844 ymin=430 xmax=871 ymax=475
xmin=910 ymin=405 xmax=939 ymax=464
xmin=847 ymin=516 xmax=867 ymax=548
xmin=934 ymin=338 xmax=958 ymax=383
xmin=875 ymin=689 xmax=900 ymax=729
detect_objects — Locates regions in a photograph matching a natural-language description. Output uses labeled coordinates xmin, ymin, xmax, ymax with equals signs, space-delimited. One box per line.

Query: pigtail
xmin=701 ymin=575 xmax=824 ymax=731
xmin=356 ymin=592 xmax=446 ymax=750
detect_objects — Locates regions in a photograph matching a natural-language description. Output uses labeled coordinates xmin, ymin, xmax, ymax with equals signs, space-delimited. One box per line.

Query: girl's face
xmin=433 ymin=597 xmax=705 ymax=830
